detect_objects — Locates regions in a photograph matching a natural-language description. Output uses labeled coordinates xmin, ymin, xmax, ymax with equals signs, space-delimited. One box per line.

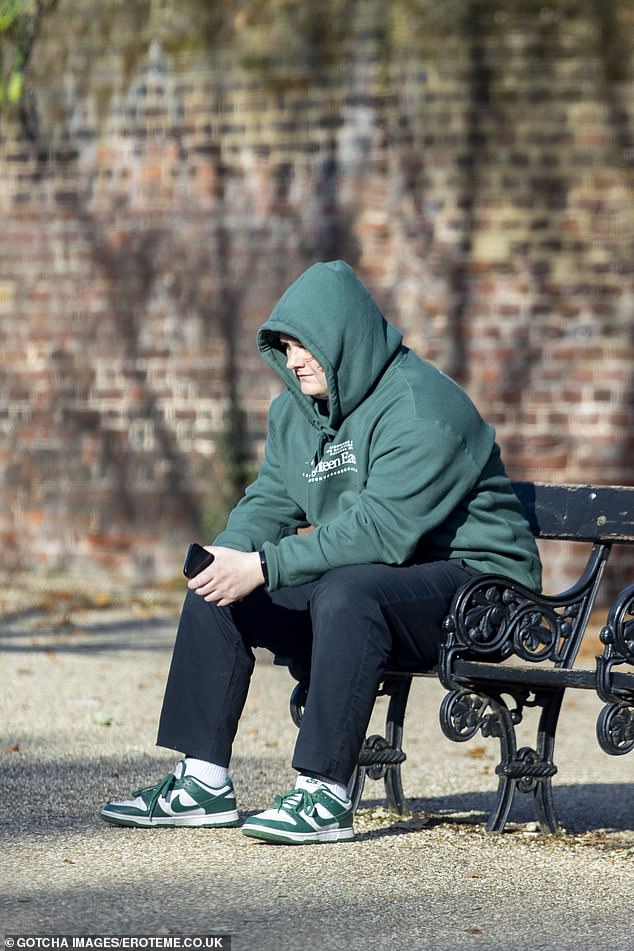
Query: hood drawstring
xmin=311 ymin=426 xmax=336 ymax=468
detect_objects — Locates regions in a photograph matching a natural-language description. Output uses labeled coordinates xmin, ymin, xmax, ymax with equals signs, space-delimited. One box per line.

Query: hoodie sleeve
xmin=213 ymin=417 xmax=308 ymax=554
xmin=261 ymin=417 xmax=494 ymax=590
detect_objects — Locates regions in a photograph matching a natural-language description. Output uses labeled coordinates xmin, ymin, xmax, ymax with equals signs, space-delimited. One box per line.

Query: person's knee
xmin=179 ymin=588 xmax=249 ymax=651
xmin=310 ymin=566 xmax=383 ymax=630
xmin=179 ymin=587 xmax=211 ymax=622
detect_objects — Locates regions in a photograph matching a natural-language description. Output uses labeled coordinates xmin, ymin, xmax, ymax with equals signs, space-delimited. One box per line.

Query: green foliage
xmin=0 ymin=0 xmax=24 ymax=32
xmin=0 ymin=0 xmax=57 ymax=113
xmin=4 ymin=63 xmax=23 ymax=100
xmin=0 ymin=0 xmax=29 ymax=109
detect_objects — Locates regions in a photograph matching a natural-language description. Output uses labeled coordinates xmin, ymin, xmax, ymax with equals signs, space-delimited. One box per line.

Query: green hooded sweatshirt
xmin=214 ymin=260 xmax=542 ymax=592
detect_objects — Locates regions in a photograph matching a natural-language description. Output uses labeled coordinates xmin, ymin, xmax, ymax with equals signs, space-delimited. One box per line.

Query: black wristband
xmin=258 ymin=550 xmax=269 ymax=587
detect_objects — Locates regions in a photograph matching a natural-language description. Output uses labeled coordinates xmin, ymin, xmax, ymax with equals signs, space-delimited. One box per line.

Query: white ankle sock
xmin=295 ymin=774 xmax=349 ymax=802
xmin=183 ymin=757 xmax=228 ymax=788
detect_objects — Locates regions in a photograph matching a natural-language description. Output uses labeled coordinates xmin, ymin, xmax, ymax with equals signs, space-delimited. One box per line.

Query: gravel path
xmin=1 ymin=577 xmax=633 ymax=950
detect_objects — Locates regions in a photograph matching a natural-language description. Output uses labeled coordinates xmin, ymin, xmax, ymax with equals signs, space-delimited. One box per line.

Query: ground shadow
xmin=357 ymin=780 xmax=634 ymax=838
xmin=0 ymin=611 xmax=178 ymax=653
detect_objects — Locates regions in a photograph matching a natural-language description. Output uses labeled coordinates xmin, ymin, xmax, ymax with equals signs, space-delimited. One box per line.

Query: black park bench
xmin=281 ymin=481 xmax=634 ymax=834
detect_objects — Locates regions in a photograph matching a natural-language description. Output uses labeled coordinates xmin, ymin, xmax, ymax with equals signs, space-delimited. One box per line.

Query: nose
xmin=286 ymin=347 xmax=305 ymax=370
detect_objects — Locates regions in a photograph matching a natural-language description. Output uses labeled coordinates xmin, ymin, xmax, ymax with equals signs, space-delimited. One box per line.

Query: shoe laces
xmin=273 ymin=787 xmax=319 ymax=817
xmin=133 ymin=772 xmax=177 ymax=816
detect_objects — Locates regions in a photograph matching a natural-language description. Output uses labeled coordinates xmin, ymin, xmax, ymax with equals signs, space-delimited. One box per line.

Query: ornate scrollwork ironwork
xmin=442 ymin=584 xmax=510 ymax=655
xmin=599 ymin=584 xmax=634 ymax=665
xmin=596 ymin=701 xmax=634 ymax=755
xmin=443 ymin=575 xmax=587 ymax=671
xmin=439 ymin=688 xmax=504 ymax=742
xmin=596 ymin=584 xmax=634 ymax=755
xmin=357 ymin=734 xmax=407 ymax=781
xmin=496 ymin=746 xmax=558 ymax=794
xmin=596 ymin=584 xmax=634 ymax=704
xmin=289 ymin=680 xmax=308 ymax=729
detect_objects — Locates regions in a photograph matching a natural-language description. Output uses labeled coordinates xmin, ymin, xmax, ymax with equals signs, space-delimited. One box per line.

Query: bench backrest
xmin=511 ymin=481 xmax=634 ymax=544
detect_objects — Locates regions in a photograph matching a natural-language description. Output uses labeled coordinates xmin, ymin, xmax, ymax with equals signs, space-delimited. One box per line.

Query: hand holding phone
xmin=183 ymin=543 xmax=215 ymax=579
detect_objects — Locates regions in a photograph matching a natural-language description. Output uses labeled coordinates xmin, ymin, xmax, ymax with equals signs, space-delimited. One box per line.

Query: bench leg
xmin=440 ymin=686 xmax=561 ymax=833
xmin=382 ymin=676 xmax=412 ymax=813
xmin=531 ymin=690 xmax=563 ymax=832
xmin=352 ymin=676 xmax=412 ymax=814
xmin=484 ymin=695 xmax=522 ymax=833
xmin=347 ymin=764 xmax=367 ymax=812
xmin=488 ymin=691 xmax=561 ymax=833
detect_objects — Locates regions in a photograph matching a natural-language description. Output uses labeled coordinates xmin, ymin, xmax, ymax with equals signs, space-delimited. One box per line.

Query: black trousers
xmin=157 ymin=560 xmax=474 ymax=785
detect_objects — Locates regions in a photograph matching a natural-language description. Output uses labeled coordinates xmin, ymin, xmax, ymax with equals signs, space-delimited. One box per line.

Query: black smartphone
xmin=183 ymin=542 xmax=215 ymax=579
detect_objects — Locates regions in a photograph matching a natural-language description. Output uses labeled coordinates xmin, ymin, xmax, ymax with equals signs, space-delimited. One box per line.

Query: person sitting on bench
xmin=101 ymin=259 xmax=541 ymax=845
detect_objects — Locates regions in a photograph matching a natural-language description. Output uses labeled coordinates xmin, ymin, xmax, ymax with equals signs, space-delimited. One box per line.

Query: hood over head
xmin=257 ymin=260 xmax=403 ymax=430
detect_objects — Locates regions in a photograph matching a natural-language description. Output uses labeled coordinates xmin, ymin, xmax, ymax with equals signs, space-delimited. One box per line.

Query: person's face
xmin=279 ymin=334 xmax=328 ymax=400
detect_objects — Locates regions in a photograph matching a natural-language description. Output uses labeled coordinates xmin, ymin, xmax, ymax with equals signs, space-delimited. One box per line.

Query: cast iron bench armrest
xmin=596 ymin=583 xmax=634 ymax=755
xmin=434 ymin=540 xmax=610 ymax=833
xmin=438 ymin=542 xmax=609 ymax=692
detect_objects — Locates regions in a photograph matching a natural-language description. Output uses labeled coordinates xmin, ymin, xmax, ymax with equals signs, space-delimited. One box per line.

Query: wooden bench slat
xmin=512 ymin=481 xmax=634 ymax=543
xmin=610 ymin=669 xmax=634 ymax=693
xmin=453 ymin=659 xmax=597 ymax=691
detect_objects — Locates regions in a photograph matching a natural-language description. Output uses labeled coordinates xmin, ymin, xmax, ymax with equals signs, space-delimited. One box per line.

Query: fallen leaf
xmin=468 ymin=746 xmax=486 ymax=758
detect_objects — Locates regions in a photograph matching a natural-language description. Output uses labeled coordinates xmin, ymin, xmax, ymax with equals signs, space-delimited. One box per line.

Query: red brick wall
xmin=1 ymin=0 xmax=632 ymax=595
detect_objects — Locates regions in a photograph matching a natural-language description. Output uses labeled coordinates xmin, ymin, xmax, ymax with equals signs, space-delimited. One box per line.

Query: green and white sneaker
xmin=100 ymin=762 xmax=239 ymax=828
xmin=242 ymin=777 xmax=354 ymax=844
